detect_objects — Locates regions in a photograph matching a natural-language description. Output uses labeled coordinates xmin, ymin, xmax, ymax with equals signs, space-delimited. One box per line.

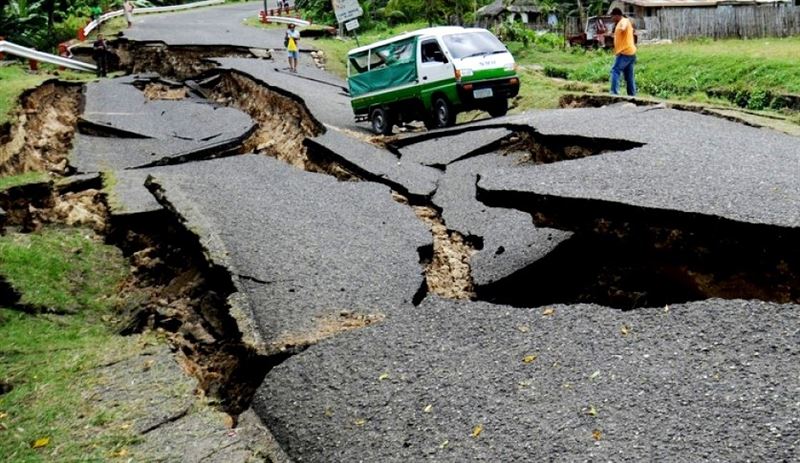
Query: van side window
xmin=421 ymin=40 xmax=448 ymax=64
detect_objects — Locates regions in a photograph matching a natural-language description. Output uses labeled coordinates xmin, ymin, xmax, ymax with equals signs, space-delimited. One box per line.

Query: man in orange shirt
xmin=610 ymin=7 xmax=636 ymax=96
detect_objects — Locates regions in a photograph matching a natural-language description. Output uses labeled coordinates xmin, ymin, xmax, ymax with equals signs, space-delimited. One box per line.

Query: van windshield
xmin=442 ymin=31 xmax=507 ymax=60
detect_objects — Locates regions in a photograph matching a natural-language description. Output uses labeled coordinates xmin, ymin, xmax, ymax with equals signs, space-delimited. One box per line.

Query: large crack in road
xmin=4 ymin=35 xmax=800 ymax=461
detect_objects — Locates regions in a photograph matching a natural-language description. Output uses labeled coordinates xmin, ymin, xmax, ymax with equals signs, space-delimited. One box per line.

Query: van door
xmin=418 ymin=38 xmax=454 ymax=109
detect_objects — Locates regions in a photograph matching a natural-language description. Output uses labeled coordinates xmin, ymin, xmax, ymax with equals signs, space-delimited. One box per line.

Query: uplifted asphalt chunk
xmin=433 ymin=153 xmax=570 ymax=286
xmin=81 ymin=78 xmax=253 ymax=141
xmin=211 ymin=57 xmax=354 ymax=129
xmin=256 ymin=296 xmax=800 ymax=462
xmin=480 ymin=106 xmax=800 ymax=227
xmin=146 ymin=155 xmax=431 ymax=351
xmin=393 ymin=126 xmax=512 ymax=168
xmin=73 ymin=77 xmax=253 ymax=198
xmin=305 ymin=129 xmax=441 ymax=200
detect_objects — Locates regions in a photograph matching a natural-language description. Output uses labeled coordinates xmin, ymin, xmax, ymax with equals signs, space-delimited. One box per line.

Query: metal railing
xmin=0 ymin=40 xmax=96 ymax=72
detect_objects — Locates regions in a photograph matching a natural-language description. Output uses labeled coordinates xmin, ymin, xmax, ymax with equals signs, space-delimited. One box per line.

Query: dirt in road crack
xmin=206 ymin=71 xmax=324 ymax=170
xmin=110 ymin=212 xmax=279 ymax=416
xmin=0 ymin=81 xmax=82 ymax=177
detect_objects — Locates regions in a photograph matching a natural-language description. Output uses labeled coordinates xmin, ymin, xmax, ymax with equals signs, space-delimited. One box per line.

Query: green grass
xmin=511 ymin=37 xmax=800 ymax=110
xmin=0 ymin=227 xmax=142 ymax=462
xmin=311 ymin=24 xmax=800 ymax=116
xmin=0 ymin=228 xmax=128 ymax=313
xmin=0 ymin=64 xmax=90 ymax=126
xmin=0 ymin=172 xmax=49 ymax=192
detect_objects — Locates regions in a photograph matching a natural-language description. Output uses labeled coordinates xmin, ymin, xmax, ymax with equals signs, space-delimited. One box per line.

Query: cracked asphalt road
xmin=67 ymin=3 xmax=800 ymax=460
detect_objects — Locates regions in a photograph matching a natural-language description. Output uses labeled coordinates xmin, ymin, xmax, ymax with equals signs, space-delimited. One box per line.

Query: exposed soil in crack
xmin=204 ymin=71 xmax=324 ymax=170
xmin=390 ymin=193 xmax=476 ymax=300
xmin=414 ymin=205 xmax=477 ymax=300
xmin=270 ymin=311 xmax=385 ymax=352
xmin=109 ymin=211 xmax=280 ymax=417
xmin=498 ymin=130 xmax=644 ymax=165
xmin=142 ymin=82 xmax=188 ymax=100
xmin=115 ymin=42 xmax=257 ymax=80
xmin=0 ymin=180 xmax=108 ymax=233
xmin=0 ymin=81 xmax=82 ymax=177
xmin=477 ymin=189 xmax=800 ymax=309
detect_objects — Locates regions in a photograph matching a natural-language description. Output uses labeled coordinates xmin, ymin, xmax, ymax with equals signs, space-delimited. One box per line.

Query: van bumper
xmin=456 ymin=77 xmax=520 ymax=105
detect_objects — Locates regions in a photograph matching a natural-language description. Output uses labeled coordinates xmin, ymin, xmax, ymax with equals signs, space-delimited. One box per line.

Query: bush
xmin=544 ymin=65 xmax=569 ymax=79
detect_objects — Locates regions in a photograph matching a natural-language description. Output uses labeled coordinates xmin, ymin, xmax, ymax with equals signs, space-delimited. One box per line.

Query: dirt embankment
xmin=0 ymin=81 xmax=82 ymax=177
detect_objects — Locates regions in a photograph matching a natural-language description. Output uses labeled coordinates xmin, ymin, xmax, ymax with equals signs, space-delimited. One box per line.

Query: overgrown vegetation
xmin=0 ymin=227 xmax=144 ymax=461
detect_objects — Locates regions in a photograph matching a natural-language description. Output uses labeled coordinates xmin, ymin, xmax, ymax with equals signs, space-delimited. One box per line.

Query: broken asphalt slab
xmin=80 ymin=77 xmax=254 ymax=141
xmin=479 ymin=106 xmax=800 ymax=228
xmin=305 ymin=129 xmax=441 ymax=200
xmin=432 ymin=152 xmax=571 ymax=287
xmin=392 ymin=126 xmax=513 ymax=168
xmin=210 ymin=57 xmax=355 ymax=130
xmin=255 ymin=296 xmax=800 ymax=462
xmin=145 ymin=154 xmax=431 ymax=352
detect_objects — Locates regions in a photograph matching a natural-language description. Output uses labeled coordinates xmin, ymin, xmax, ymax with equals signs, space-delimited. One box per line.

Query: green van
xmin=347 ymin=26 xmax=520 ymax=135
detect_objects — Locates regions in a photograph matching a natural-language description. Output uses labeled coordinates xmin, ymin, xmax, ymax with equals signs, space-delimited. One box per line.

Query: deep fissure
xmin=477 ymin=188 xmax=800 ymax=310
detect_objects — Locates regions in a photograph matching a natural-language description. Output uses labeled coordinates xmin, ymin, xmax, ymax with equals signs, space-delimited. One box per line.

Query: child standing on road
xmin=285 ymin=23 xmax=300 ymax=73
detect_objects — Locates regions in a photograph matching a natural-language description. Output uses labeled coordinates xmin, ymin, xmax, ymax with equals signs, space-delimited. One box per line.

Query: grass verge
xmin=0 ymin=172 xmax=49 ymax=192
xmin=0 ymin=227 xmax=144 ymax=461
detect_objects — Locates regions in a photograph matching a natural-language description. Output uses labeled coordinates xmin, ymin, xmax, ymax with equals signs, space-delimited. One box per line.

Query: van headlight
xmin=504 ymin=62 xmax=517 ymax=71
xmin=460 ymin=68 xmax=474 ymax=77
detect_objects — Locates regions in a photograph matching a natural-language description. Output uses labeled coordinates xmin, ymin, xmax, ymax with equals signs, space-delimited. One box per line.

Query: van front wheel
xmin=431 ymin=97 xmax=456 ymax=129
xmin=370 ymin=107 xmax=394 ymax=135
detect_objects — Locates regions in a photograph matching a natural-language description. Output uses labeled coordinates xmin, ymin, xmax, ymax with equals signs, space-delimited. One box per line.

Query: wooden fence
xmin=643 ymin=4 xmax=800 ymax=40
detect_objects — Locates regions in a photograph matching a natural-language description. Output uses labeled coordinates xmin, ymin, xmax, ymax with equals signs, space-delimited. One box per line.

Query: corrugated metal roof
xmin=477 ymin=0 xmax=540 ymax=17
xmin=618 ymin=0 xmax=787 ymax=7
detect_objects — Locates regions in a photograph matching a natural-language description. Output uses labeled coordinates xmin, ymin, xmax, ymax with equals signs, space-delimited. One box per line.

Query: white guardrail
xmin=0 ymin=40 xmax=97 ymax=72
xmin=261 ymin=16 xmax=310 ymax=27
xmin=83 ymin=0 xmax=225 ymax=36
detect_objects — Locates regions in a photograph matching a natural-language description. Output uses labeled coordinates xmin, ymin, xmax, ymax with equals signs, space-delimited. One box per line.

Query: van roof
xmin=347 ymin=26 xmax=484 ymax=55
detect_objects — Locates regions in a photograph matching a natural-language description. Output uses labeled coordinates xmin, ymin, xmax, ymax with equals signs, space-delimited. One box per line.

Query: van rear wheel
xmin=487 ymin=98 xmax=508 ymax=118
xmin=370 ymin=107 xmax=394 ymax=135
xmin=431 ymin=96 xmax=456 ymax=129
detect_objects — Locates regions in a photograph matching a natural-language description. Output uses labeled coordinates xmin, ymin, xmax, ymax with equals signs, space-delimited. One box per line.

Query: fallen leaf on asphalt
xmin=423 ymin=404 xmax=433 ymax=413
xmin=354 ymin=418 xmax=366 ymax=426
xmin=378 ymin=372 xmax=389 ymax=381
xmin=142 ymin=359 xmax=155 ymax=372
xmin=471 ymin=424 xmax=483 ymax=438
xmin=589 ymin=370 xmax=600 ymax=380
xmin=32 ymin=437 xmax=50 ymax=448
xmin=586 ymin=405 xmax=598 ymax=417
xmin=542 ymin=307 xmax=555 ymax=316
xmin=522 ymin=355 xmax=538 ymax=364
xmin=620 ymin=325 xmax=630 ymax=336
xmin=592 ymin=429 xmax=602 ymax=441
xmin=324 ymin=407 xmax=334 ymax=417
xmin=517 ymin=324 xmax=530 ymax=333
xmin=440 ymin=439 xmax=449 ymax=449
xmin=664 ymin=304 xmax=670 ymax=313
